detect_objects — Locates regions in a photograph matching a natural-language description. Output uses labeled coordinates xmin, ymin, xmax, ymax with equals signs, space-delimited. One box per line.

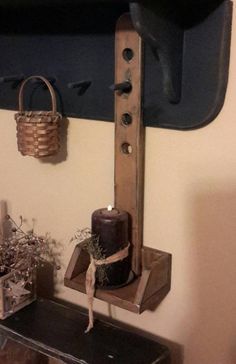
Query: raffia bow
xmin=85 ymin=243 xmax=130 ymax=333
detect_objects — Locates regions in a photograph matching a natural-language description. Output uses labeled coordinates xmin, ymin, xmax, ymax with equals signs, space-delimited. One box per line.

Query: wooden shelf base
xmin=64 ymin=245 xmax=171 ymax=314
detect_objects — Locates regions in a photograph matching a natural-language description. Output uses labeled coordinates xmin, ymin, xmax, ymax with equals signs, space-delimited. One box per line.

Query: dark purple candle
xmin=91 ymin=206 xmax=131 ymax=288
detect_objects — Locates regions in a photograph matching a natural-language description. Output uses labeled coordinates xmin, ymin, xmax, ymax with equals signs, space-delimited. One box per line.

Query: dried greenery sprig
xmin=0 ymin=215 xmax=61 ymax=282
xmin=70 ymin=228 xmax=108 ymax=285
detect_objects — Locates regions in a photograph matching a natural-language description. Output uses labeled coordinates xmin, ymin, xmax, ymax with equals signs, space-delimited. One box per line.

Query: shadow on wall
xmin=186 ymin=187 xmax=236 ymax=364
xmin=37 ymin=262 xmax=58 ymax=300
xmin=39 ymin=117 xmax=69 ymax=165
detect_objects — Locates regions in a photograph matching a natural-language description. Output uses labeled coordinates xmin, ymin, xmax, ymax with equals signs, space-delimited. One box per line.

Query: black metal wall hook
xmin=0 ymin=74 xmax=24 ymax=84
xmin=110 ymin=81 xmax=132 ymax=94
xmin=67 ymin=80 xmax=91 ymax=89
xmin=67 ymin=80 xmax=91 ymax=95
xmin=130 ymin=0 xmax=227 ymax=104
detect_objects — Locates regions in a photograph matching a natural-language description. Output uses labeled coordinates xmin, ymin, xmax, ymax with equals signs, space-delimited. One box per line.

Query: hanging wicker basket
xmin=15 ymin=75 xmax=62 ymax=158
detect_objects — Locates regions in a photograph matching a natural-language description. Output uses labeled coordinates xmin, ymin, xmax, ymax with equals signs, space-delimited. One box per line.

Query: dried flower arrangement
xmin=70 ymin=228 xmax=108 ymax=285
xmin=0 ymin=214 xmax=60 ymax=318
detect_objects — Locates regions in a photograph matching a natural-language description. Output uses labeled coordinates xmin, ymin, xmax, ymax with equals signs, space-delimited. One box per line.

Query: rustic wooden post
xmin=114 ymin=13 xmax=144 ymax=276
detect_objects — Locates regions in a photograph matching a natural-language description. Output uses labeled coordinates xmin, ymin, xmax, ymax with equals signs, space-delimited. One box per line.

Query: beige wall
xmin=0 ymin=4 xmax=236 ymax=364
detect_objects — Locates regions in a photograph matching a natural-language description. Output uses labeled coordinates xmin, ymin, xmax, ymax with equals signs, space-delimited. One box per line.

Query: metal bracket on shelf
xmin=130 ymin=1 xmax=184 ymax=104
xmin=130 ymin=0 xmax=227 ymax=105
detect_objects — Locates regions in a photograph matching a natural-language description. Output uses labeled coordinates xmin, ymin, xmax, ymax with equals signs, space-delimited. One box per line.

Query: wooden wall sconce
xmin=64 ymin=14 xmax=171 ymax=314
xmin=64 ymin=0 xmax=232 ymax=313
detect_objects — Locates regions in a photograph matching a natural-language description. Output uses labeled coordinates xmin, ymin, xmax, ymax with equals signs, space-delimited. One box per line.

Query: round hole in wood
xmin=121 ymin=142 xmax=133 ymax=154
xmin=121 ymin=113 xmax=132 ymax=126
xmin=122 ymin=48 xmax=134 ymax=62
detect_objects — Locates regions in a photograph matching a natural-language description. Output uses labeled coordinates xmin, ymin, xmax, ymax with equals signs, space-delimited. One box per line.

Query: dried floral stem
xmin=71 ymin=228 xmax=108 ymax=285
xmin=0 ymin=215 xmax=61 ymax=278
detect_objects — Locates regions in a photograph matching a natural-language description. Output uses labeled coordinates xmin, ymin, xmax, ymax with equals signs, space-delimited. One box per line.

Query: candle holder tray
xmin=64 ymin=243 xmax=171 ymax=314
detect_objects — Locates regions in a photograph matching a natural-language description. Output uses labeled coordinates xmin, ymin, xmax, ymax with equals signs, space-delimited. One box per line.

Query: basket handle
xmin=18 ymin=75 xmax=57 ymax=115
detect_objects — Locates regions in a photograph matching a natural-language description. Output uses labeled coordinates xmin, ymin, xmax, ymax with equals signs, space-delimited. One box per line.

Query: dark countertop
xmin=0 ymin=299 xmax=170 ymax=364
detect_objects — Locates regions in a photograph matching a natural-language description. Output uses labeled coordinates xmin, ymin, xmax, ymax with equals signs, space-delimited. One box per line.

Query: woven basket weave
xmin=15 ymin=75 xmax=62 ymax=158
